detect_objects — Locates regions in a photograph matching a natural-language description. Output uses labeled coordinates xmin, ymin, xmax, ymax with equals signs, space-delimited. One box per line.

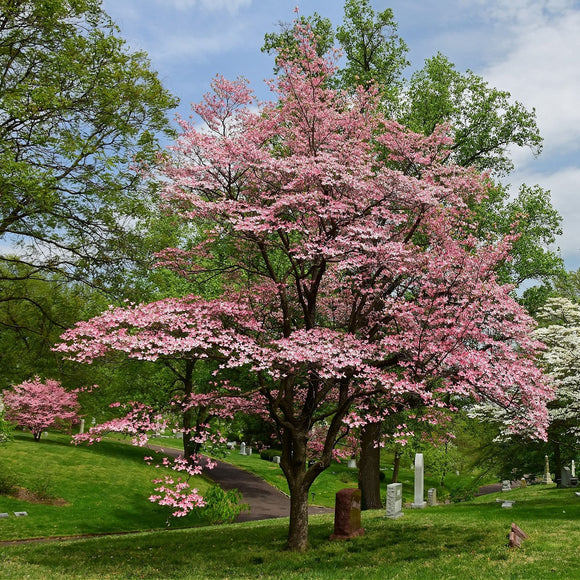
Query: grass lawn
xmin=1 ymin=484 xmax=579 ymax=579
xmin=0 ymin=433 xmax=213 ymax=540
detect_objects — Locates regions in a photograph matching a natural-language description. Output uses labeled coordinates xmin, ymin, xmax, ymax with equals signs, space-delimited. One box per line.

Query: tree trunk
xmin=358 ymin=421 xmax=382 ymax=509
xmin=392 ymin=449 xmax=402 ymax=483
xmin=280 ymin=427 xmax=321 ymax=551
xmin=286 ymin=479 xmax=311 ymax=552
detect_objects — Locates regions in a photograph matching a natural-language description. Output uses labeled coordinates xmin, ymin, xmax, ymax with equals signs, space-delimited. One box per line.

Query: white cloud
xmin=508 ymin=165 xmax=580 ymax=263
xmin=482 ymin=8 xmax=580 ymax=155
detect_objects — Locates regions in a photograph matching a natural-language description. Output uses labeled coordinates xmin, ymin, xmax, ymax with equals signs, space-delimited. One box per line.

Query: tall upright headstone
xmin=412 ymin=453 xmax=426 ymax=509
xmin=330 ymin=488 xmax=365 ymax=540
xmin=561 ymin=467 xmax=572 ymax=488
xmin=386 ymin=483 xmax=404 ymax=519
xmin=572 ymin=460 xmax=576 ymax=478
xmin=542 ymin=455 xmax=554 ymax=484
xmin=79 ymin=418 xmax=85 ymax=434
xmin=239 ymin=442 xmax=246 ymax=455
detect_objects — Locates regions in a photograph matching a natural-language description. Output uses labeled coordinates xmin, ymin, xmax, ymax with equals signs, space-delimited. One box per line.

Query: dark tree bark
xmin=358 ymin=421 xmax=383 ymax=509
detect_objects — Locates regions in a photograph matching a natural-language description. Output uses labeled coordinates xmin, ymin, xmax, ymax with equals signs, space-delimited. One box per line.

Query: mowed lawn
xmin=1 ymin=485 xmax=579 ymax=579
xmin=1 ymin=434 xmax=579 ymax=579
xmin=0 ymin=433 xmax=212 ymax=540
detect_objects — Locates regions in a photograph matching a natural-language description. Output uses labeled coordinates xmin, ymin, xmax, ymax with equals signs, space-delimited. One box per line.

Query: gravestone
xmin=79 ymin=418 xmax=85 ymax=435
xmin=412 ymin=453 xmax=426 ymax=509
xmin=247 ymin=446 xmax=252 ymax=456
xmin=561 ymin=467 xmax=572 ymax=488
xmin=427 ymin=488 xmax=437 ymax=506
xmin=239 ymin=442 xmax=246 ymax=455
xmin=330 ymin=488 xmax=365 ymax=540
xmin=542 ymin=455 xmax=553 ymax=484
xmin=272 ymin=455 xmax=280 ymax=464
xmin=509 ymin=523 xmax=528 ymax=548
xmin=572 ymin=460 xmax=576 ymax=478
xmin=502 ymin=480 xmax=512 ymax=492
xmin=520 ymin=478 xmax=527 ymax=488
xmin=347 ymin=458 xmax=357 ymax=469
xmin=0 ymin=513 xmax=9 ymax=518
xmin=14 ymin=511 xmax=28 ymax=517
xmin=501 ymin=500 xmax=515 ymax=509
xmin=386 ymin=483 xmax=404 ymax=519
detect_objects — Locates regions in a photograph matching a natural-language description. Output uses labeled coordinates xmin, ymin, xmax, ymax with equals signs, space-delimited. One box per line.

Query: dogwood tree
xmin=3 ymin=377 xmax=80 ymax=441
xmin=534 ymin=298 xmax=580 ymax=447
xmin=57 ymin=29 xmax=551 ymax=551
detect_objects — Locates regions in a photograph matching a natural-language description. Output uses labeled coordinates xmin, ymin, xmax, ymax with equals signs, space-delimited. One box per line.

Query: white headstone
xmin=502 ymin=480 xmax=512 ymax=492
xmin=0 ymin=513 xmax=9 ymax=518
xmin=239 ymin=442 xmax=246 ymax=455
xmin=247 ymin=446 xmax=252 ymax=456
xmin=273 ymin=455 xmax=280 ymax=464
xmin=347 ymin=458 xmax=357 ymax=469
xmin=412 ymin=453 xmax=426 ymax=509
xmin=501 ymin=501 xmax=515 ymax=509
xmin=14 ymin=511 xmax=28 ymax=517
xmin=79 ymin=418 xmax=85 ymax=434
xmin=386 ymin=483 xmax=404 ymax=519
xmin=427 ymin=488 xmax=437 ymax=506
xmin=572 ymin=460 xmax=576 ymax=478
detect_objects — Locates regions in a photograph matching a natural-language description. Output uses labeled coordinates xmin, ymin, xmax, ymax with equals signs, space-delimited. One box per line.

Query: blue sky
xmin=102 ymin=0 xmax=580 ymax=271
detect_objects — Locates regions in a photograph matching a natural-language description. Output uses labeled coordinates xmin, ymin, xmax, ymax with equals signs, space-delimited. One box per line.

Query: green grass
xmin=0 ymin=433 xmax=213 ymax=540
xmin=1 ymin=485 xmax=579 ymax=579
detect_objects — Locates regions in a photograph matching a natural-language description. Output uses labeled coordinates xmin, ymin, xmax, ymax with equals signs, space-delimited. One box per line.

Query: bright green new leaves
xmin=335 ymin=0 xmax=408 ymax=112
xmin=401 ymin=53 xmax=542 ymax=177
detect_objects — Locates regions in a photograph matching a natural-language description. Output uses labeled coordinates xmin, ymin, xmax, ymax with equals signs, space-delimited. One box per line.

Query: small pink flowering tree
xmin=57 ymin=28 xmax=552 ymax=551
xmin=3 ymin=377 xmax=80 ymax=441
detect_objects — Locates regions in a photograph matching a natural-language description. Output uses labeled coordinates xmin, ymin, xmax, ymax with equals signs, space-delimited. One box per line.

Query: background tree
xmin=0 ymin=0 xmax=177 ymax=295
xmin=3 ymin=377 xmax=80 ymax=441
xmin=58 ymin=31 xmax=552 ymax=551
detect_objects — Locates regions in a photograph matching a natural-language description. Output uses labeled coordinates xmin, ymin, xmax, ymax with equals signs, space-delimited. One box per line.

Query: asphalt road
xmin=147 ymin=444 xmax=332 ymax=522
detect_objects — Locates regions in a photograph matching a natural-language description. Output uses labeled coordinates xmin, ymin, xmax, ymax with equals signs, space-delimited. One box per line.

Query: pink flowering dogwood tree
xmin=3 ymin=377 xmax=80 ymax=441
xmin=57 ymin=28 xmax=552 ymax=551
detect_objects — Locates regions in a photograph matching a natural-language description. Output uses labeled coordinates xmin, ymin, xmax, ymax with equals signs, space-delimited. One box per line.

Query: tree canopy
xmin=58 ymin=29 xmax=552 ymax=551
xmin=0 ymin=0 xmax=177 ymax=292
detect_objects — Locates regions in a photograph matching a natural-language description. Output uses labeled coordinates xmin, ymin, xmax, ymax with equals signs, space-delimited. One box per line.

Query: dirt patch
xmin=9 ymin=486 xmax=69 ymax=506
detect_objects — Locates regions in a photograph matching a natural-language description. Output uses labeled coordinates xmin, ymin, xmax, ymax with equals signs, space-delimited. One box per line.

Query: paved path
xmin=147 ymin=445 xmax=332 ymax=522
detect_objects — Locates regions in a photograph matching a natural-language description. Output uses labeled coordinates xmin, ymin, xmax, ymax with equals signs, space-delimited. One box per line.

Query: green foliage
xmin=198 ymin=485 xmax=248 ymax=525
xmin=0 ymin=0 xmax=177 ymax=293
xmin=336 ymin=0 xmax=409 ymax=110
xmin=262 ymin=12 xmax=334 ymax=72
xmin=260 ymin=449 xmax=282 ymax=461
xmin=402 ymin=53 xmax=542 ymax=176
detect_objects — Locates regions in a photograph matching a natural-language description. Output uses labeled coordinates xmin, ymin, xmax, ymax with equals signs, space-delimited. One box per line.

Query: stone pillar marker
xmin=542 ymin=455 xmax=554 ymax=484
xmin=386 ymin=483 xmax=404 ymax=519
xmin=79 ymin=418 xmax=85 ymax=434
xmin=330 ymin=488 xmax=365 ymax=540
xmin=427 ymin=488 xmax=437 ymax=506
xmin=572 ymin=460 xmax=576 ymax=478
xmin=412 ymin=453 xmax=426 ymax=509
xmin=239 ymin=442 xmax=246 ymax=455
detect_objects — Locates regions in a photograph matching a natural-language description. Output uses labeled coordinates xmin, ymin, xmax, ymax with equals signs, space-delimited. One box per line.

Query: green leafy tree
xmin=0 ymin=0 xmax=177 ymax=293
